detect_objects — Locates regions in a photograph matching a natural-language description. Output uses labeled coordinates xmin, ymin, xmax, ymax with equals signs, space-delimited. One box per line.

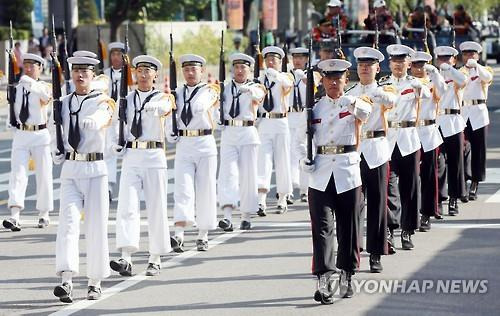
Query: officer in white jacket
xmin=346 ymin=47 xmax=396 ymax=273
xmin=299 ymin=58 xmax=371 ymax=303
xmin=109 ymin=55 xmax=174 ymax=277
xmin=52 ymin=56 xmax=115 ymax=303
xmin=459 ymin=41 xmax=494 ymax=200
xmin=287 ymin=47 xmax=310 ymax=203
xmin=3 ymin=53 xmax=53 ymax=232
xmin=170 ymin=54 xmax=219 ymax=252
xmin=257 ymin=46 xmax=294 ymax=215
xmin=103 ymin=42 xmax=126 ymax=200
xmin=434 ymin=46 xmax=468 ymax=215
xmin=384 ymin=44 xmax=431 ymax=250
xmin=409 ymin=52 xmax=445 ymax=230
xmin=218 ymin=53 xmax=266 ymax=231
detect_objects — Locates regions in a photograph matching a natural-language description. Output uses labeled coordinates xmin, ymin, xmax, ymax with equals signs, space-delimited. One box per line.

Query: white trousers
xmin=8 ymin=144 xmax=53 ymax=213
xmin=174 ymin=154 xmax=217 ymax=230
xmin=257 ymin=132 xmax=293 ymax=194
xmin=56 ymin=176 xmax=110 ymax=280
xmin=116 ymin=167 xmax=171 ymax=255
xmin=105 ymin=156 xmax=117 ymax=184
xmin=218 ymin=143 xmax=259 ymax=214
xmin=289 ymin=126 xmax=309 ymax=192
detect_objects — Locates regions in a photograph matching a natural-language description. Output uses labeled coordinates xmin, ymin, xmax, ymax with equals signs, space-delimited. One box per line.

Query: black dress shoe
xmin=448 ymin=198 xmax=459 ymax=216
xmin=196 ymin=239 xmax=208 ymax=251
xmin=54 ymin=282 xmax=73 ymax=303
xmin=369 ymin=254 xmax=383 ymax=273
xmin=257 ymin=205 xmax=267 ymax=217
xmin=387 ymin=227 xmax=396 ymax=255
xmin=401 ymin=230 xmax=414 ymax=250
xmin=339 ymin=270 xmax=354 ymax=298
xmin=276 ymin=204 xmax=288 ymax=214
xmin=3 ymin=218 xmax=21 ymax=231
xmin=460 ymin=195 xmax=469 ymax=203
xmin=469 ymin=181 xmax=478 ymax=201
xmin=145 ymin=263 xmax=160 ymax=276
xmin=170 ymin=236 xmax=184 ymax=253
xmin=419 ymin=215 xmax=431 ymax=232
xmin=218 ymin=219 xmax=234 ymax=232
xmin=286 ymin=195 xmax=294 ymax=205
xmin=38 ymin=218 xmax=49 ymax=228
xmin=314 ymin=272 xmax=334 ymax=305
xmin=240 ymin=220 xmax=251 ymax=230
xmin=110 ymin=258 xmax=132 ymax=276
xmin=87 ymin=286 xmax=101 ymax=300
xmin=300 ymin=193 xmax=308 ymax=203
xmin=435 ymin=202 xmax=444 ymax=219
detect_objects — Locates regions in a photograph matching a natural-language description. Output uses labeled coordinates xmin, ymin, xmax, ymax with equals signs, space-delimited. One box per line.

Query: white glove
xmin=294 ymin=69 xmax=306 ymax=80
xmin=411 ymin=80 xmax=423 ymax=90
xmin=265 ymin=68 xmax=279 ymax=81
xmin=300 ymin=158 xmax=315 ymax=173
xmin=424 ymin=64 xmax=438 ymax=74
xmin=439 ymin=63 xmax=452 ymax=71
xmin=339 ymin=95 xmax=356 ymax=108
xmin=81 ymin=118 xmax=98 ymax=130
xmin=167 ymin=133 xmax=179 ymax=143
xmin=371 ymin=89 xmax=391 ymax=105
xmin=111 ymin=144 xmax=125 ymax=157
xmin=239 ymin=85 xmax=251 ymax=94
xmin=466 ymin=59 xmax=478 ymax=68
xmin=19 ymin=75 xmax=36 ymax=89
xmin=143 ymin=102 xmax=160 ymax=113
xmin=52 ymin=152 xmax=65 ymax=165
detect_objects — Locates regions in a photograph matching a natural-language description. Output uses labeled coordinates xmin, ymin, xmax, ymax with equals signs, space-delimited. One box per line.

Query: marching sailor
xmin=299 ymin=58 xmax=372 ymax=303
xmin=459 ymin=41 xmax=494 ymax=200
xmin=169 ymin=54 xmax=220 ymax=252
xmin=217 ymin=53 xmax=266 ymax=231
xmin=346 ymin=47 xmax=396 ymax=272
xmin=3 ymin=53 xmax=53 ymax=231
xmin=256 ymin=46 xmax=294 ymax=215
xmin=409 ymin=51 xmax=445 ymax=230
xmin=434 ymin=45 xmax=468 ymax=215
xmin=52 ymin=56 xmax=115 ymax=302
xmin=109 ymin=55 xmax=174 ymax=277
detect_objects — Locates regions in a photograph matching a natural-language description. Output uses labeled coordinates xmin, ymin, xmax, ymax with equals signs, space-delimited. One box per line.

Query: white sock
xmin=10 ymin=207 xmax=21 ymax=222
xmin=241 ymin=213 xmax=251 ymax=221
xmin=39 ymin=210 xmax=50 ymax=220
xmin=258 ymin=193 xmax=267 ymax=206
xmin=88 ymin=279 xmax=101 ymax=288
xmin=223 ymin=206 xmax=233 ymax=222
xmin=121 ymin=250 xmax=132 ymax=263
xmin=175 ymin=226 xmax=185 ymax=240
xmin=149 ymin=254 xmax=161 ymax=265
xmin=197 ymin=229 xmax=208 ymax=241
xmin=61 ymin=271 xmax=73 ymax=286
xmin=278 ymin=193 xmax=287 ymax=205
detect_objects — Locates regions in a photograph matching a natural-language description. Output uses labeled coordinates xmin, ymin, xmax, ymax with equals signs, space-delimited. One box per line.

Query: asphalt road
xmin=1 ymin=66 xmax=500 ymax=316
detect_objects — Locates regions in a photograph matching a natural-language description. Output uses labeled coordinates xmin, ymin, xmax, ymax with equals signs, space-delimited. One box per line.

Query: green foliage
xmin=0 ymin=27 xmax=30 ymax=41
xmin=79 ymin=0 xmax=100 ymax=23
xmin=2 ymin=0 xmax=33 ymax=30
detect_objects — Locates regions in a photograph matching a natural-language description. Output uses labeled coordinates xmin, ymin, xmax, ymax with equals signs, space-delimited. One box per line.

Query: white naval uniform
xmin=257 ymin=71 xmax=294 ymax=195
xmin=115 ymin=89 xmax=174 ymax=256
xmin=173 ymin=83 xmax=219 ymax=230
xmin=436 ymin=67 xmax=467 ymax=138
xmin=103 ymin=67 xmax=123 ymax=187
xmin=55 ymin=91 xmax=114 ymax=280
xmin=287 ymin=69 xmax=309 ymax=193
xmin=416 ymin=74 xmax=444 ymax=152
xmin=218 ymin=80 xmax=265 ymax=214
xmin=8 ymin=76 xmax=53 ymax=218
xmin=461 ymin=65 xmax=493 ymax=131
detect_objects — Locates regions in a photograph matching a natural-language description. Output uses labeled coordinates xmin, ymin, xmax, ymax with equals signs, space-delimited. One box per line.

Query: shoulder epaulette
xmin=377 ymin=75 xmax=391 ymax=86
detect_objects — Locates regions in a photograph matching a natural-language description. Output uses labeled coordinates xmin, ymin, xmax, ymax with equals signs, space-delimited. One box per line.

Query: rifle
xmin=335 ymin=14 xmax=345 ymax=59
xmin=305 ymin=34 xmax=314 ymax=164
xmin=281 ymin=41 xmax=289 ymax=72
xmin=254 ymin=23 xmax=263 ymax=83
xmin=118 ymin=24 xmax=131 ymax=147
xmin=61 ymin=21 xmax=71 ymax=94
xmin=374 ymin=10 xmax=380 ymax=50
xmin=50 ymin=15 xmax=65 ymax=154
xmin=219 ymin=30 xmax=226 ymax=124
xmin=169 ymin=28 xmax=178 ymax=136
xmin=451 ymin=16 xmax=456 ymax=49
xmin=7 ymin=20 xmax=20 ymax=128
xmin=423 ymin=14 xmax=430 ymax=54
xmin=97 ymin=25 xmax=106 ymax=75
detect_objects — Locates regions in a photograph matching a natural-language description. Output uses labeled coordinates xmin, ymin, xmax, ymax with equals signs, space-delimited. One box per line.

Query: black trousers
xmin=308 ymin=175 xmax=361 ymax=275
xmin=387 ymin=168 xmax=401 ymax=230
xmin=360 ymin=155 xmax=388 ymax=255
xmin=439 ymin=130 xmax=466 ymax=198
xmin=437 ymin=148 xmax=447 ymax=202
xmin=420 ymin=148 xmax=439 ymax=217
xmin=387 ymin=145 xmax=420 ymax=231
xmin=464 ymin=120 xmax=487 ymax=182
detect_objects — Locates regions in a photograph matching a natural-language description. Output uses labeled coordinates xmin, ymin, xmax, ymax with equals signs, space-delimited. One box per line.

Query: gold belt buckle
xmin=186 ymin=130 xmax=198 ymax=137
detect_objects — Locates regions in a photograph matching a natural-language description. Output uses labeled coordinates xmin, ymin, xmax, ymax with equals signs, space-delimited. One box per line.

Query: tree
xmin=3 ymin=0 xmax=33 ymax=31
xmin=79 ymin=0 xmax=100 ymax=24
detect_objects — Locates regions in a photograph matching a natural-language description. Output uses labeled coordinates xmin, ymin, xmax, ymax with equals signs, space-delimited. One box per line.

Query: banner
xmin=227 ymin=0 xmax=244 ymax=30
xmin=262 ymin=0 xmax=278 ymax=30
